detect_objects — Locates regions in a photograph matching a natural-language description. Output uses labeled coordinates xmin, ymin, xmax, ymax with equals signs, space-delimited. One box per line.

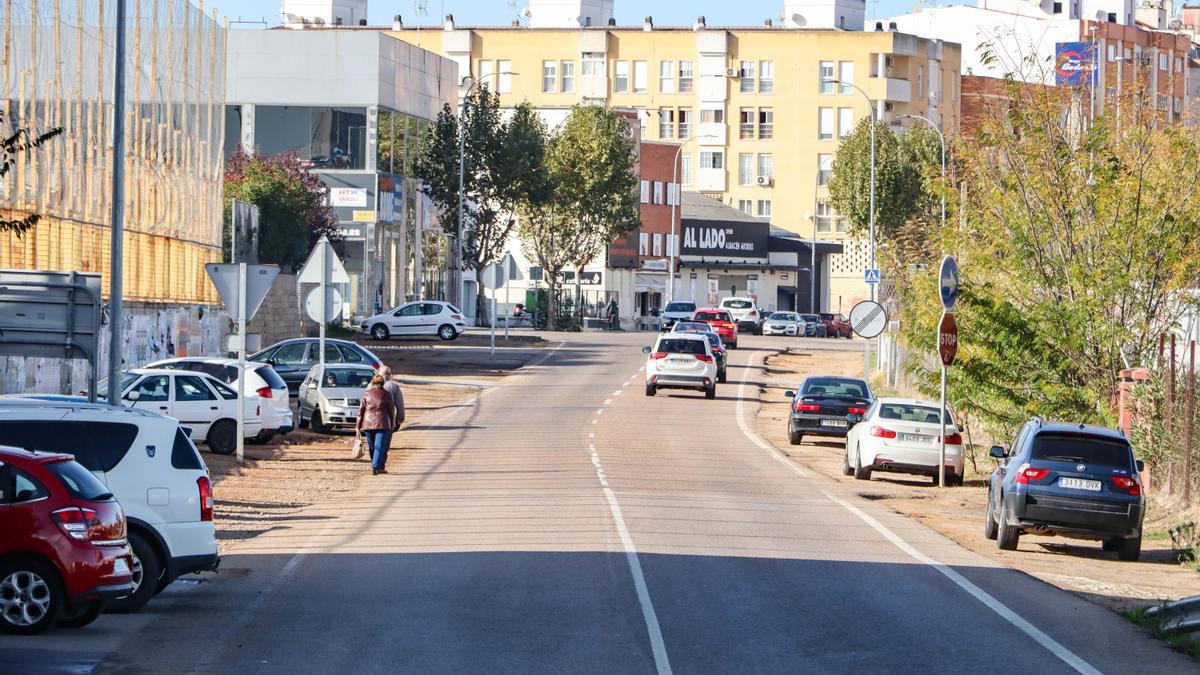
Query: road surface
xmin=2 ymin=332 xmax=1191 ymax=673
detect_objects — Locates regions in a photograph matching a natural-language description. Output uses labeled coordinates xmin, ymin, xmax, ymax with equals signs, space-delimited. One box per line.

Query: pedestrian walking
xmin=606 ymin=297 xmax=619 ymax=330
xmin=356 ymin=375 xmax=396 ymax=475
xmin=379 ymin=365 xmax=406 ymax=447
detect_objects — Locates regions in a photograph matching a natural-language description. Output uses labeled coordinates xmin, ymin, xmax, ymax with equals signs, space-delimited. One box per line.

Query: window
xmin=175 ymin=375 xmax=216 ymax=402
xmin=640 ymin=180 xmax=650 ymax=203
xmin=210 ymin=380 xmax=238 ymax=400
xmin=653 ymin=233 xmax=663 ymax=256
xmin=700 ymin=108 xmax=724 ymax=124
xmin=817 ymin=154 xmax=833 ymax=187
xmin=172 ymin=428 xmax=203 ymax=470
xmin=1108 ymin=11 xmax=1117 ymax=22
xmin=758 ymin=108 xmax=774 ymax=140
xmin=581 ymin=52 xmax=604 ymax=77
xmin=759 ymin=60 xmax=775 ymax=93
xmin=256 ymin=106 xmax=367 ymax=170
xmin=1052 ymin=1 xmax=1062 ymax=12
xmin=816 ymin=200 xmax=833 ymax=232
xmin=633 ymin=61 xmax=648 ymax=93
xmin=1107 ymin=45 xmax=1116 ymax=62
xmin=739 ymin=108 xmax=755 ymax=139
xmin=614 ymin=60 xmax=629 ymax=93
xmin=757 ymin=153 xmax=773 ymax=179
xmin=819 ymin=61 xmax=835 ymax=93
xmin=837 ymin=211 xmax=850 ymax=232
xmin=1160 ymin=53 xmax=1169 ymax=71
xmin=653 ymin=181 xmax=664 ymax=204
xmin=660 ymin=60 xmax=676 ymax=94
xmin=818 ymin=107 xmax=835 ymax=140
xmin=700 ymin=151 xmax=724 ymax=169
xmin=756 ymin=200 xmax=772 ymax=218
xmin=479 ymin=60 xmax=495 ymax=89
xmin=0 ymin=467 xmax=48 ymax=504
xmin=338 ymin=344 xmax=365 ymax=362
xmin=308 ymin=343 xmax=343 ymax=363
xmin=639 ymin=232 xmax=650 ymax=255
xmin=542 ymin=60 xmax=557 ymax=93
xmin=1178 ymin=57 xmax=1184 ymax=73
xmin=396 ymin=303 xmax=423 ymax=317
xmin=918 ymin=66 xmax=925 ymax=100
xmin=740 ymin=60 xmax=756 ymax=93
xmin=131 ymin=375 xmax=170 ymax=402
xmin=678 ymin=108 xmax=692 ymax=139
xmin=659 ymin=108 xmax=675 ymax=139
xmin=679 ymin=60 xmax=694 ymax=93
xmin=838 ymin=107 xmax=853 ymax=138
xmin=738 ymin=153 xmax=754 ymax=185
xmin=737 ymin=199 xmax=753 ymax=215
xmin=561 ymin=60 xmax=576 ymax=93
xmin=1176 ymin=97 xmax=1183 ymax=113
xmin=838 ymin=61 xmax=854 ymax=94
xmin=680 ymin=153 xmax=693 ymax=185
xmin=497 ymin=60 xmax=513 ymax=93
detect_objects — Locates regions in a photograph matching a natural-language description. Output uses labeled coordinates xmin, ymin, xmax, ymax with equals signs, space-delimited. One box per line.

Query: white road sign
xmin=482 ymin=253 xmax=517 ymax=290
xmin=849 ymin=300 xmax=888 ymax=339
xmin=204 ymin=264 xmax=279 ymax=321
xmin=297 ymin=237 xmax=350 ymax=285
xmin=305 ymin=287 xmax=343 ymax=323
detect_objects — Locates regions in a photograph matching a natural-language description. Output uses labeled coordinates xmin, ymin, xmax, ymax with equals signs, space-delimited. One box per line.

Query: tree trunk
xmin=575 ymin=266 xmax=584 ymax=331
xmin=546 ymin=278 xmax=558 ymax=331
xmin=474 ymin=266 xmax=488 ymax=327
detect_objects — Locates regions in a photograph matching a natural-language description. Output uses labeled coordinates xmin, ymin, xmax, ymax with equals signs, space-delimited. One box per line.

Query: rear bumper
xmin=650 ymin=374 xmax=711 ymax=390
xmin=1009 ymin=493 xmax=1143 ymax=538
xmin=790 ymin=414 xmax=852 ymax=437
xmin=71 ymin=581 xmax=136 ymax=604
xmin=168 ymin=552 xmax=220 ymax=581
xmin=864 ymin=446 xmax=963 ymax=474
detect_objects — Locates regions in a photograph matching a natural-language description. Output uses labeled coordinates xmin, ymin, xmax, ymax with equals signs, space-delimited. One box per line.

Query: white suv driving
xmin=0 ymin=399 xmax=218 ymax=612
xmin=720 ymin=297 xmax=761 ymax=332
xmin=643 ymin=333 xmax=719 ymax=399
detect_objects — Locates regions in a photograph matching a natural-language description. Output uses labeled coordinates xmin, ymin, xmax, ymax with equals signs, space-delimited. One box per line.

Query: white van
xmin=0 ymin=399 xmax=219 ymax=612
xmin=720 ymin=297 xmax=761 ymax=332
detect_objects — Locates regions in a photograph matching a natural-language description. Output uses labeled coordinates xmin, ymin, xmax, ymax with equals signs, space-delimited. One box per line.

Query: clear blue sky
xmin=201 ymin=0 xmax=951 ymax=28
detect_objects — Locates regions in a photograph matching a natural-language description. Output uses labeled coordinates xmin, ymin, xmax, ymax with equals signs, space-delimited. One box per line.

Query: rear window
xmin=878 ymin=404 xmax=955 ymax=425
xmin=48 ymin=460 xmax=111 ymax=500
xmin=171 ymin=428 xmax=204 ymax=470
xmin=253 ymin=365 xmax=287 ymax=390
xmin=656 ymin=338 xmax=707 ymax=355
xmin=801 ymin=378 xmax=869 ymax=398
xmin=0 ymin=420 xmax=138 ymax=472
xmin=665 ymin=302 xmax=696 ymax=312
xmin=695 ymin=311 xmax=732 ymax=322
xmin=1031 ymin=433 xmax=1133 ymax=468
xmin=723 ymin=300 xmax=753 ymax=309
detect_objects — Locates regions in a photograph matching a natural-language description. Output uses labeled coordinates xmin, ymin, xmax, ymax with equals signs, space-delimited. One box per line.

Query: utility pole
xmin=106 ymin=0 xmax=128 ymax=406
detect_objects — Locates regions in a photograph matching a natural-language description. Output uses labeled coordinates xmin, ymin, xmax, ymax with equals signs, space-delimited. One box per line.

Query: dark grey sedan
xmin=249 ymin=338 xmax=383 ymax=395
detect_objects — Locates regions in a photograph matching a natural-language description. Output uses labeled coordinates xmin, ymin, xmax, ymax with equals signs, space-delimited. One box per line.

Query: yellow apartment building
xmin=379 ymin=1 xmax=961 ymax=309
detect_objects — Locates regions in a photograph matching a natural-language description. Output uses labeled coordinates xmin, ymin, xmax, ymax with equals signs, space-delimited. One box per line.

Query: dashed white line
xmin=604 ymin=399 xmax=613 ymax=405
xmin=595 ymin=408 xmax=604 ymax=416
xmin=588 ymin=432 xmax=595 ymax=438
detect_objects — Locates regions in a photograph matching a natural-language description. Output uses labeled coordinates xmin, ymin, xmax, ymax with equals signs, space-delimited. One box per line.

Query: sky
xmin=200 ymin=0 xmax=946 ymax=29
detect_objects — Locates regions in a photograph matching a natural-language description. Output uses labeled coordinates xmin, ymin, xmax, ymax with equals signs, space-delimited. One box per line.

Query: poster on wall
xmin=747 ymin=277 xmax=758 ymax=304
xmin=330 ymin=187 xmax=368 ymax=207
xmin=707 ymin=277 xmax=719 ymax=305
xmin=1054 ymin=42 xmax=1098 ymax=87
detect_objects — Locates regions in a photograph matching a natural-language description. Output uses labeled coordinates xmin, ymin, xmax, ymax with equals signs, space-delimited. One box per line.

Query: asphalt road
xmin=2 ymin=332 xmax=1193 ymax=673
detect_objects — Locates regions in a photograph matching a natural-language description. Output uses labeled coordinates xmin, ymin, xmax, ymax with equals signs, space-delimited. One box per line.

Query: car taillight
xmin=848 ymin=407 xmax=867 ymax=415
xmin=651 ymin=352 xmax=668 ymax=360
xmin=696 ymin=354 xmax=713 ymax=363
xmin=870 ymin=425 xmax=897 ymax=439
xmin=256 ymin=386 xmax=273 ymax=399
xmin=197 ymin=476 xmax=213 ymax=522
xmin=1014 ymin=463 xmax=1050 ymax=484
xmin=794 ymin=402 xmax=821 ymax=412
xmin=749 ymin=310 xmax=757 ymax=316
xmin=1112 ymin=476 xmax=1141 ymax=496
xmin=51 ymin=507 xmax=99 ymax=541
xmin=451 ymin=315 xmax=463 ymax=321
xmin=943 ymin=433 xmax=963 ymax=444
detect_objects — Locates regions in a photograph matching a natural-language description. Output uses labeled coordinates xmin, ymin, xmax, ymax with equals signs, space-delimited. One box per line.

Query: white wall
xmin=527 ymin=0 xmax=615 ymax=28
xmin=783 ymin=0 xmax=866 ymax=31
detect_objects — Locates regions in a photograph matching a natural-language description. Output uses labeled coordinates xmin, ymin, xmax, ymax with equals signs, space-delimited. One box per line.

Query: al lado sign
xmin=681 ymin=221 xmax=768 ymax=258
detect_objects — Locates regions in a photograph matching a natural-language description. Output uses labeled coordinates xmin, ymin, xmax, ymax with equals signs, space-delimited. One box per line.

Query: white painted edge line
xmin=735 ymin=365 xmax=808 ymax=478
xmin=822 ymin=491 xmax=1100 ymax=675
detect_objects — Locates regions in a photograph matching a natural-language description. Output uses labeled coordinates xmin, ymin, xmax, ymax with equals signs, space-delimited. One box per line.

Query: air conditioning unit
xmin=727 ymin=67 xmax=740 ymax=77
xmin=756 ymin=175 xmax=773 ymax=187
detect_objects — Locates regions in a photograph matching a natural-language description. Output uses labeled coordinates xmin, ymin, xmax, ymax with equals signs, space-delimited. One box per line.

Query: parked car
xmin=762 ymin=312 xmax=802 ymax=337
xmin=985 ymin=419 xmax=1145 ymax=561
xmin=297 ymin=364 xmax=378 ymax=433
xmin=112 ymin=369 xmax=263 ymax=455
xmin=784 ymin=376 xmax=873 ymax=445
xmin=670 ymin=320 xmax=712 ymax=335
xmin=660 ymin=301 xmax=698 ymax=329
xmin=819 ymin=312 xmax=853 ymax=339
xmin=697 ymin=330 xmax=728 ymax=384
xmin=843 ymin=398 xmax=964 ymax=486
xmin=719 ymin=297 xmax=760 ymax=332
xmin=249 ymin=338 xmax=383 ymax=395
xmin=0 ymin=400 xmax=218 ymax=613
xmin=0 ymin=447 xmax=135 ymax=634
xmin=145 ymin=357 xmax=293 ymax=441
xmin=358 ymin=301 xmax=467 ymax=341
xmin=799 ymin=314 xmax=827 ymax=337
xmin=691 ymin=308 xmax=738 ymax=348
xmin=643 ymin=334 xmax=718 ymax=399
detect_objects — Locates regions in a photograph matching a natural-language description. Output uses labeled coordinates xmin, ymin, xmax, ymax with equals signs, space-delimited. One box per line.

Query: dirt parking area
xmin=756 ymin=347 xmax=1200 ymax=612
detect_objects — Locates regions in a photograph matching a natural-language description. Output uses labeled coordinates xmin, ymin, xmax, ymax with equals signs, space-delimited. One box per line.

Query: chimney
xmin=888 ymin=21 xmax=898 ymax=31
xmin=358 ymin=18 xmax=367 ymax=26
xmin=335 ymin=16 xmax=343 ymax=26
xmin=644 ymin=16 xmax=653 ymax=31
xmin=765 ymin=18 xmax=774 ymax=26
xmin=444 ymin=13 xmax=455 ymax=30
xmin=512 ymin=19 xmax=520 ymax=26
xmin=393 ymin=14 xmax=403 ymax=30
xmin=608 ymin=17 xmax=617 ymax=26
xmin=694 ymin=15 xmax=706 ymax=31
xmin=875 ymin=21 xmax=884 ymax=31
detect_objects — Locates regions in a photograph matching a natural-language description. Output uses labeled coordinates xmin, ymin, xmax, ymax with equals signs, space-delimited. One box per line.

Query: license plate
xmin=899 ymin=433 xmax=933 ymax=444
xmin=1059 ymin=477 xmax=1102 ymax=491
xmin=668 ymin=358 xmax=691 ymax=366
xmin=820 ymin=418 xmax=848 ymax=428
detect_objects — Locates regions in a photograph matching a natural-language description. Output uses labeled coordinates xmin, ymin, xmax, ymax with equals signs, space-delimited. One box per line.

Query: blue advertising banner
xmin=1055 ymin=42 xmax=1098 ymax=86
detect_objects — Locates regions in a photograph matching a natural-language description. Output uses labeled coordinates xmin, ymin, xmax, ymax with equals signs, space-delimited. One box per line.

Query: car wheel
xmin=1117 ymin=535 xmax=1142 ymax=562
xmin=109 ymin=531 xmax=163 ymax=613
xmin=718 ymin=369 xmax=727 ymax=384
xmin=853 ymin=447 xmax=872 ymax=480
xmin=206 ymin=420 xmax=237 ymax=455
xmin=842 ymin=448 xmax=854 ymax=476
xmin=788 ymin=426 xmax=802 ymax=445
xmin=311 ymin=409 xmax=330 ymax=434
xmin=0 ymin=558 xmax=63 ymax=635
xmin=57 ymin=599 xmax=104 ymax=629
xmin=930 ymin=472 xmax=941 ymax=486
xmin=438 ymin=324 xmax=458 ymax=341
xmin=949 ymin=473 xmax=964 ymax=487
xmin=996 ymin=499 xmax=1021 ymax=551
xmin=983 ymin=491 xmax=999 ymax=540
xmin=1101 ymin=539 xmax=1120 ymax=551
xmin=730 ymin=341 xmax=738 ymax=350
xmin=645 ymin=384 xmax=656 ymax=397
xmin=705 ymin=384 xmax=717 ymax=400
xmin=370 ymin=324 xmax=389 ymax=340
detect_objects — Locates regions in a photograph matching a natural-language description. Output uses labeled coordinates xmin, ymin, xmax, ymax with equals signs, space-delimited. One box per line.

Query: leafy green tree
xmin=0 ymin=111 xmax=63 ymax=232
xmin=827 ymin=118 xmax=923 ymax=240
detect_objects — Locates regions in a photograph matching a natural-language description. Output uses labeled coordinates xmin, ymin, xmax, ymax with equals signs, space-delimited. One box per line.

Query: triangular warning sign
xmin=205 ymin=264 xmax=280 ymax=322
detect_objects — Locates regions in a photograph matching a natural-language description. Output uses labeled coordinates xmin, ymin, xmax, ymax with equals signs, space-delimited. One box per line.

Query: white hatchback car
xmin=843 ymin=397 xmax=965 ymax=486
xmin=643 ymin=333 xmax=718 ymax=399
xmin=116 ymin=369 xmax=264 ymax=455
xmin=762 ymin=312 xmax=802 ymax=336
xmin=359 ymin=301 xmax=467 ymax=341
xmin=146 ymin=357 xmax=293 ymax=441
xmin=0 ymin=399 xmax=218 ymax=612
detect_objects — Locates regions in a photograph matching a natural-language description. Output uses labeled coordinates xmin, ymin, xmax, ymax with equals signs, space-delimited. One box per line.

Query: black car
xmin=249 ymin=338 xmax=383 ymax=394
xmin=698 ymin=331 xmax=728 ymax=384
xmin=985 ymin=419 xmax=1145 ymax=561
xmin=784 ymin=376 xmax=872 ymax=445
xmin=799 ymin=314 xmax=827 ymax=337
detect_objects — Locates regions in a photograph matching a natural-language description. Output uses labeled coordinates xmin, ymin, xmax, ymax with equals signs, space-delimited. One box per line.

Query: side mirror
xmin=124 ymin=390 xmax=141 ymax=402
xmin=847 ymin=413 xmax=862 ymax=425
xmin=989 ymin=445 xmax=1007 ymax=459
xmin=266 ymin=358 xmax=276 ymax=367
xmin=1136 ymin=459 xmax=1145 ymax=472
xmin=784 ymin=390 xmax=795 ymax=398
xmin=642 ymin=346 xmax=652 ymax=354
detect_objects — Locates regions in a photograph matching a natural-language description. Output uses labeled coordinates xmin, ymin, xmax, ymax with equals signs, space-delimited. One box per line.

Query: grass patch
xmin=1145 ymin=529 xmax=1172 ymax=541
xmin=1124 ymin=606 xmax=1200 ymax=661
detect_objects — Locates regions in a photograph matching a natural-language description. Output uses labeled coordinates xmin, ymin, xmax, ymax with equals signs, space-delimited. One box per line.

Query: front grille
xmin=346 ymin=399 xmax=361 ymax=407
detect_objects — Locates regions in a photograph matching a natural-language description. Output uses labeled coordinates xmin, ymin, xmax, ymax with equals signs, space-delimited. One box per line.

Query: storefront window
xmin=377 ymin=109 xmax=396 ymax=174
xmin=254 ymin=105 xmax=368 ymax=170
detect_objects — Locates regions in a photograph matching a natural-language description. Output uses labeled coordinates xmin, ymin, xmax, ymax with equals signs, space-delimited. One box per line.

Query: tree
xmin=0 ymin=111 xmax=63 ymax=232
xmin=224 ymin=148 xmax=339 ymax=271
xmin=517 ymin=199 xmax=573 ymax=328
xmin=827 ymin=118 xmax=923 ymax=240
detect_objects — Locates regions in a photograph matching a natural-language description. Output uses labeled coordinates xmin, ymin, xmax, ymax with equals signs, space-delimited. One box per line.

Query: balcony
xmin=697 ymin=167 xmax=725 ymax=192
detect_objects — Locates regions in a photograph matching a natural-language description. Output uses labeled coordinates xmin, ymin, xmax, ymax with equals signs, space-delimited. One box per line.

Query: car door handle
xmin=158 ymin=406 xmax=168 ymax=411
xmin=210 ymin=406 xmax=218 ymax=410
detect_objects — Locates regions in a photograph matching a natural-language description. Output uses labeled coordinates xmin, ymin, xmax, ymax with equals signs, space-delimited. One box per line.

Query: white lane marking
xmin=823 ymin=491 xmax=1100 ymax=675
xmin=624 ymin=381 xmax=632 ymax=387
xmin=589 ymin=432 xmax=595 ymax=438
xmin=604 ymin=398 xmax=613 ymax=405
xmin=735 ymin=365 xmax=808 ymax=477
xmin=596 ymin=409 xmax=604 ymax=416
xmin=592 ymin=419 xmax=598 ymax=424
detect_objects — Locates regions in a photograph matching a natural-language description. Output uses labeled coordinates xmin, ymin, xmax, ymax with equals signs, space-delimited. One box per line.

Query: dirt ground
xmin=756 ymin=347 xmax=1200 ymax=612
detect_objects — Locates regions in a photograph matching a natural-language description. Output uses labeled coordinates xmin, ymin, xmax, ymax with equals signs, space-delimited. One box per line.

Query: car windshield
xmin=656 ymin=338 xmax=706 ymax=355
xmin=665 ymin=302 xmax=696 ymax=312
xmin=770 ymin=313 xmax=797 ymax=321
xmin=723 ymin=300 xmax=753 ymax=309
xmin=877 ymin=403 xmax=955 ymax=425
xmin=321 ymin=368 xmax=374 ymax=388
xmin=1031 ymin=433 xmax=1133 ymax=468
xmin=800 ymin=314 xmax=821 ymax=323
xmin=695 ymin=311 xmax=732 ymax=322
xmin=801 ymin=377 xmax=869 ymax=398
xmin=673 ymin=322 xmax=709 ymax=333
xmin=819 ymin=314 xmax=834 ymax=320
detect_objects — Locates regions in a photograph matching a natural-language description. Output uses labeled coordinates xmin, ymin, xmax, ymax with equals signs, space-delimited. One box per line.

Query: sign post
xmin=298 ymin=237 xmax=350 ymax=379
xmin=937 ymin=255 xmax=960 ymax=488
xmin=482 ymin=253 xmax=513 ymax=356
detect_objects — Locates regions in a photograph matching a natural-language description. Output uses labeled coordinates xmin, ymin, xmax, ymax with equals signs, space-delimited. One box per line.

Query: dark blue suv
xmin=985 ymin=419 xmax=1145 ymax=561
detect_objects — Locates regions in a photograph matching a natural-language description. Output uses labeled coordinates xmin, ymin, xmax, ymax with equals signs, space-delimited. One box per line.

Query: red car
xmin=0 ymin=447 xmax=134 ymax=634
xmin=692 ymin=308 xmax=739 ymax=349
xmin=819 ymin=312 xmax=853 ymax=339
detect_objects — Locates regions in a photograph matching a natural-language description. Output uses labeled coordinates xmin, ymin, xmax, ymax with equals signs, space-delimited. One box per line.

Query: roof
xmin=873 ymin=397 xmax=946 ymax=407
xmin=0 ymin=396 xmax=169 ymax=419
xmin=0 ymin=446 xmax=71 ymax=463
xmin=681 ymin=192 xmax=761 ymax=225
xmin=1035 ymin=421 xmax=1127 ymax=440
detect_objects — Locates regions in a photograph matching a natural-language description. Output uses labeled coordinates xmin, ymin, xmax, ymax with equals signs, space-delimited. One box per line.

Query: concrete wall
xmin=247 ymin=273 xmax=322 ymax=348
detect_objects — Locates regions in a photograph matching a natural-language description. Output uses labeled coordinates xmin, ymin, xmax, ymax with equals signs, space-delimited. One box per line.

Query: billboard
xmin=1055 ymin=42 xmax=1098 ymax=86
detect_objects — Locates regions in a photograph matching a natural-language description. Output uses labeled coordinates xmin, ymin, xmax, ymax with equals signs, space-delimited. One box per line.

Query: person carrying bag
xmin=356 ymin=375 xmax=396 ymax=475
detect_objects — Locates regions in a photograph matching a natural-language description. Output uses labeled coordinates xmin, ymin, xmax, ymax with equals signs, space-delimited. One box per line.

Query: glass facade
xmin=255 ymin=106 xmax=368 ymax=170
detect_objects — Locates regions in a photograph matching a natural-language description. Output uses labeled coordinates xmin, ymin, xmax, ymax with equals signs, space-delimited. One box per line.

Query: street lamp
xmin=896 ymin=114 xmax=945 ymax=229
xmin=456 ymin=71 xmax=516 ymax=314
xmin=667 ymin=134 xmax=718 ymax=304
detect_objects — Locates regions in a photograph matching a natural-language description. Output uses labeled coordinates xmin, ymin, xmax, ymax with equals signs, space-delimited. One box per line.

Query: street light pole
xmin=897 ymin=114 xmax=946 ymax=229
xmin=107 ymin=0 xmax=128 ymax=406
xmin=667 ymin=134 xmax=717 ymax=304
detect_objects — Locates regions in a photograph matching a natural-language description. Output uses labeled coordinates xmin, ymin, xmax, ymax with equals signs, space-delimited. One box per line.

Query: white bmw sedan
xmin=843 ymin=397 xmax=964 ymax=486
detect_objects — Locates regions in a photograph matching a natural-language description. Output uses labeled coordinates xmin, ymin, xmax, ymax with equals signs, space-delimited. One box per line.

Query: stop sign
xmin=938 ymin=312 xmax=958 ymax=366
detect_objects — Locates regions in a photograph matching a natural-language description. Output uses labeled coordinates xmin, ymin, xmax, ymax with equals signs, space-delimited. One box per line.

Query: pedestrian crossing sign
xmin=865 ymin=268 xmax=881 ymax=284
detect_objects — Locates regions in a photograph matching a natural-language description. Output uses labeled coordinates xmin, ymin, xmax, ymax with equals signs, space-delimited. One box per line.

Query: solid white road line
xmin=735 ymin=369 xmax=808 ymax=478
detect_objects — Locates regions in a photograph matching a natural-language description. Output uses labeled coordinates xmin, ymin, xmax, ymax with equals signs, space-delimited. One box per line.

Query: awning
xmin=635 ymin=274 xmax=667 ymax=293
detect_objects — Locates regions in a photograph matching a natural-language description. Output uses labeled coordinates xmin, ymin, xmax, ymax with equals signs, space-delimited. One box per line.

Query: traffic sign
xmin=939 ymin=255 xmax=959 ymax=311
xmin=849 ymin=300 xmax=887 ymax=338
xmin=305 ymin=286 xmax=343 ymax=323
xmin=938 ymin=312 xmax=958 ymax=366
xmin=864 ymin=268 xmax=881 ymax=284
xmin=297 ymin=237 xmax=350 ymax=285
xmin=482 ymin=252 xmax=516 ymax=290
xmin=204 ymin=264 xmax=279 ymax=322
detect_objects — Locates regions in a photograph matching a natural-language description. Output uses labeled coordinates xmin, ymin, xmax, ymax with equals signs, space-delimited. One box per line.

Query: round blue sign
xmin=939 ymin=255 xmax=959 ymax=311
